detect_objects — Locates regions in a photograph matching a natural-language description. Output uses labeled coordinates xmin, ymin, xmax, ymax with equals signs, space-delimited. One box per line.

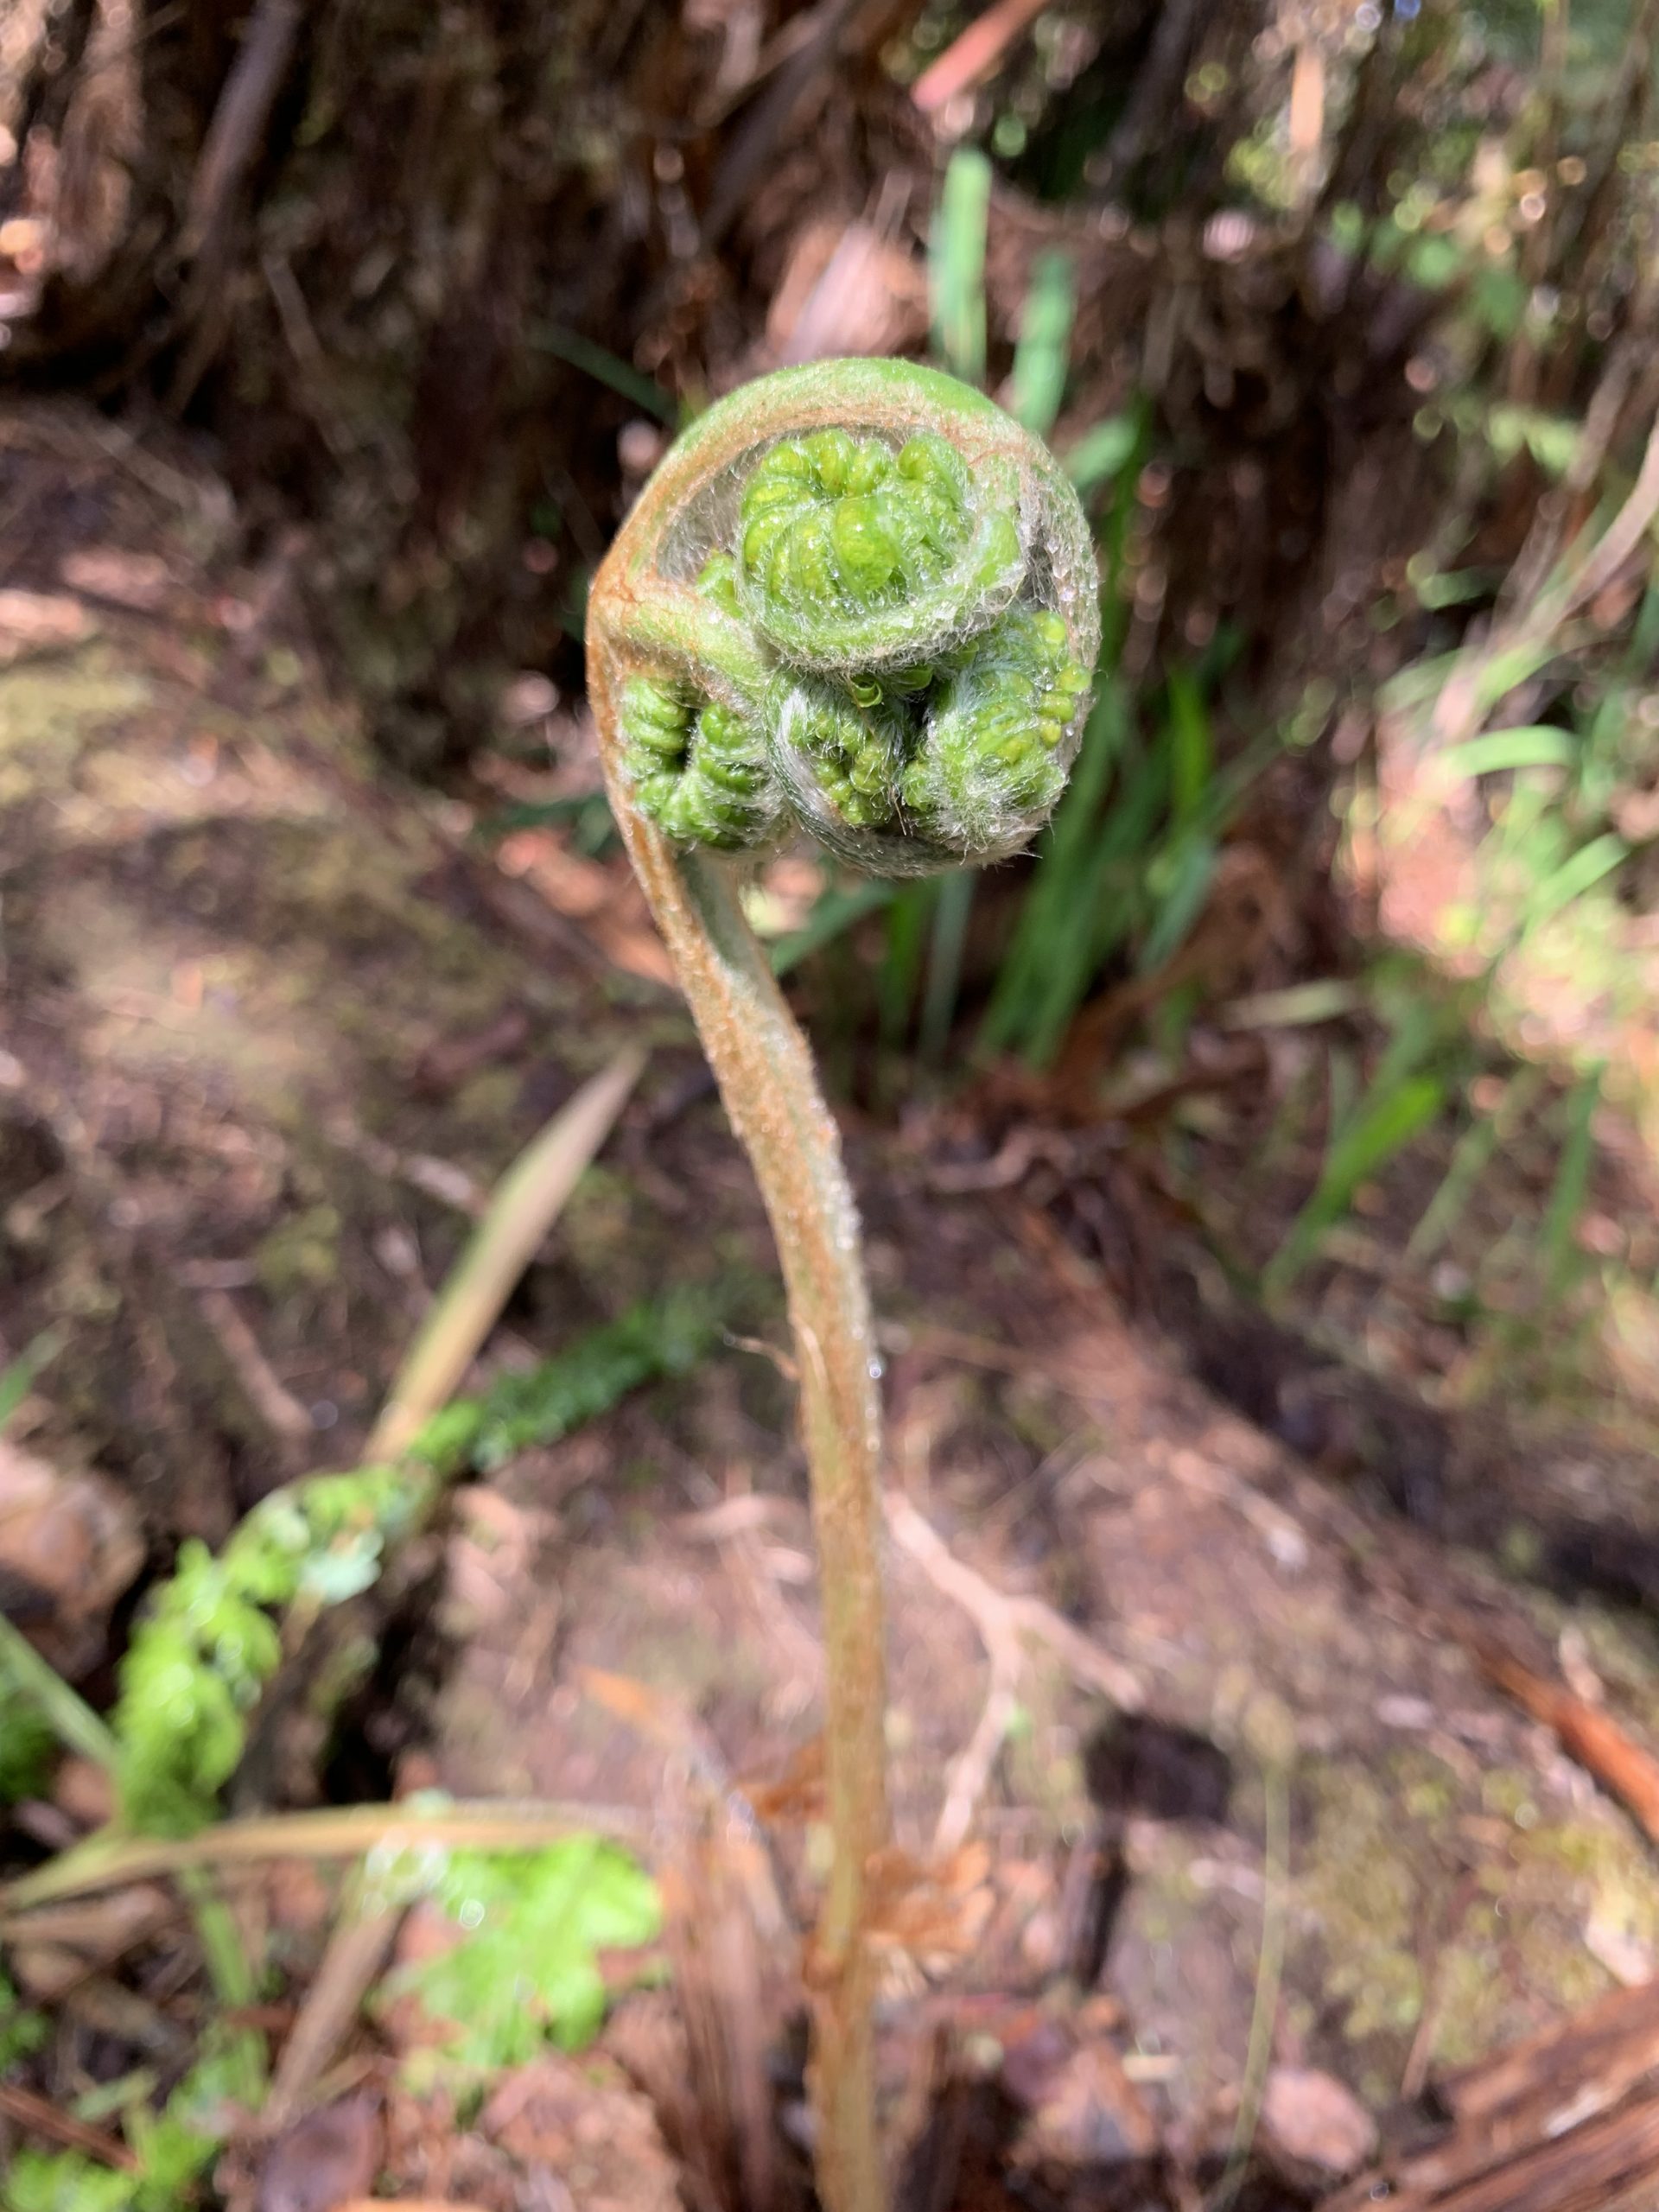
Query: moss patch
xmin=1296 ymin=1745 xmax=1654 ymax=2104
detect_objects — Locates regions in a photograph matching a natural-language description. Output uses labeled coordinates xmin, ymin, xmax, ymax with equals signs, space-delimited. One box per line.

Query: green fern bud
xmin=738 ymin=427 xmax=1025 ymax=672
xmin=900 ymin=608 xmax=1093 ymax=851
xmin=593 ymin=358 xmax=1099 ymax=876
xmin=620 ymin=675 xmax=778 ymax=851
xmin=772 ymin=677 xmax=910 ymax=845
xmin=617 ymin=554 xmax=781 ymax=851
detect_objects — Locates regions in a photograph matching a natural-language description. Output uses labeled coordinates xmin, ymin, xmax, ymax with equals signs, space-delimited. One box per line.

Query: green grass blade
xmin=0 ymin=1329 xmax=62 ymax=1432
xmin=1435 ymin=727 xmax=1575 ymax=779
xmin=1021 ymin=744 xmax=1168 ymax=1067
xmin=931 ymin=149 xmax=992 ymax=385
xmin=1405 ymin=1067 xmax=1541 ymax=1264
xmin=1471 ymin=635 xmax=1561 ymax=716
xmin=879 ymin=881 xmax=933 ymax=1054
xmin=769 ymin=880 xmax=894 ymax=976
xmin=1627 ymin=576 xmax=1659 ymax=671
xmin=530 ymin=326 xmax=679 ymax=424
xmin=1165 ymin=664 xmax=1214 ymax=823
xmin=1138 ymin=835 xmax=1216 ymax=974
xmin=1522 ymin=831 xmax=1626 ymax=934
xmin=979 ymin=681 xmax=1130 ymax=1059
xmin=1266 ymin=1071 xmax=1446 ymax=1298
xmin=1009 ymin=251 xmax=1075 ymax=436
xmin=1063 ymin=416 xmax=1140 ymax=495
xmin=920 ymin=871 xmax=975 ymax=1063
xmin=0 ymin=1611 xmax=121 ymax=1770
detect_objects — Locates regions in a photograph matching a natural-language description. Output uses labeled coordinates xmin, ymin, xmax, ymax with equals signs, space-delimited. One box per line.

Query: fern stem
xmin=591 ymin=716 xmax=891 ymax=2212
xmin=587 ymin=359 xmax=1099 ymax=2212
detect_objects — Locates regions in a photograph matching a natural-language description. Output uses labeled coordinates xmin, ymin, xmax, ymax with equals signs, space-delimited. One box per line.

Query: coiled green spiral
xmin=610 ymin=359 xmax=1099 ymax=875
xmin=617 ymin=557 xmax=781 ymax=850
xmin=738 ymin=427 xmax=1024 ymax=670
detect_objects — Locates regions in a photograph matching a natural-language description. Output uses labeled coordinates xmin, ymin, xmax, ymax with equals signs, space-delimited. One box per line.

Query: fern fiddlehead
xmin=588 ymin=360 xmax=1097 ymax=2212
xmin=609 ymin=359 xmax=1098 ymax=876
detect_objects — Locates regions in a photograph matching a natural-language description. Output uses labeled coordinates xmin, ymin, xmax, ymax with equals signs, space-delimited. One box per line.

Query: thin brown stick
xmin=179 ymin=0 xmax=308 ymax=258
xmin=1465 ymin=1634 xmax=1659 ymax=1847
xmin=912 ymin=0 xmax=1052 ymax=115
xmin=261 ymin=1891 xmax=404 ymax=2133
xmin=886 ymin=1491 xmax=1143 ymax=1852
xmin=887 ymin=1491 xmax=1143 ymax=1709
xmin=0 ymin=1799 xmax=647 ymax=1918
xmin=195 ymin=1284 xmax=314 ymax=1445
xmin=0 ymin=2082 xmax=138 ymax=2170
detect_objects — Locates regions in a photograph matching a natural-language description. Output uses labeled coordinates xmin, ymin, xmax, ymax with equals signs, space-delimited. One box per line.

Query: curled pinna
xmin=594 ymin=359 xmax=1099 ymax=876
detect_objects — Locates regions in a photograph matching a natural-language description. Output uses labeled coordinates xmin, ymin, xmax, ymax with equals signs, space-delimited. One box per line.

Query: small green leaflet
xmin=385 ymin=1837 xmax=661 ymax=2072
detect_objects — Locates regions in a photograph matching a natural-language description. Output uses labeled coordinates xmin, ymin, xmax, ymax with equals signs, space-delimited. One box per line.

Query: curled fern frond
xmin=593 ymin=359 xmax=1099 ymax=876
xmin=619 ymin=554 xmax=781 ymax=851
xmin=900 ymin=607 xmax=1093 ymax=850
xmin=620 ymin=675 xmax=777 ymax=850
xmin=738 ymin=427 xmax=1024 ymax=671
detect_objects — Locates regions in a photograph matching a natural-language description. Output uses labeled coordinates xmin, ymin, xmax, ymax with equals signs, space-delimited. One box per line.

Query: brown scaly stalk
xmin=586 ymin=357 xmax=1098 ymax=2212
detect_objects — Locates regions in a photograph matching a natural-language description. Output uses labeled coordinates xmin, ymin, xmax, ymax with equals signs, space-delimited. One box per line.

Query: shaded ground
xmin=5 ymin=405 xmax=1659 ymax=2207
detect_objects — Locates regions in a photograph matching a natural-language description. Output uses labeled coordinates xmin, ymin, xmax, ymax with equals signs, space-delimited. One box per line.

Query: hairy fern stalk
xmin=587 ymin=359 xmax=1098 ymax=2212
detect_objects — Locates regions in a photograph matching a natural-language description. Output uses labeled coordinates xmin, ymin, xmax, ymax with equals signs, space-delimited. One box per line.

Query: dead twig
xmin=260 ymin=1886 xmax=404 ymax=2134
xmin=0 ymin=2081 xmax=138 ymax=2170
xmin=167 ymin=0 xmax=310 ymax=409
xmin=1103 ymin=0 xmax=1204 ymax=175
xmin=700 ymin=0 xmax=861 ymax=249
xmin=194 ymin=1285 xmax=314 ymax=1446
xmin=179 ymin=0 xmax=307 ymax=259
xmin=911 ymin=0 xmax=1052 ymax=117
xmin=885 ymin=1492 xmax=1143 ymax=1853
xmin=0 ymin=1798 xmax=649 ymax=1918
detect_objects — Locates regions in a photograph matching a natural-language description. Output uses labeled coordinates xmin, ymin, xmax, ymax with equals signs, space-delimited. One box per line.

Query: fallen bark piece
xmin=1466 ymin=1631 xmax=1659 ymax=1846
xmin=1332 ymin=1976 xmax=1659 ymax=2211
xmin=0 ymin=1437 xmax=143 ymax=1670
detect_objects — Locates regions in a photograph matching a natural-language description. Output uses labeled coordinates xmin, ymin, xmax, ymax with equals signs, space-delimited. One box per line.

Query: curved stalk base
xmin=592 ymin=645 xmax=891 ymax=2212
xmin=586 ymin=359 xmax=1099 ymax=2212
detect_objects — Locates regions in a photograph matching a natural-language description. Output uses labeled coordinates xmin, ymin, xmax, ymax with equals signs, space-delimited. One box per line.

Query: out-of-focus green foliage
xmin=930 ymin=147 xmax=991 ymax=386
xmin=383 ymin=1836 xmax=662 ymax=2075
xmin=112 ymin=1293 xmax=721 ymax=1835
xmin=0 ymin=1971 xmax=48 ymax=2070
xmin=5 ymin=2050 xmax=232 ymax=2212
xmin=0 ymin=1678 xmax=57 ymax=1806
xmin=113 ymin=1467 xmax=418 ymax=1835
xmin=410 ymin=1289 xmax=719 ymax=1474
